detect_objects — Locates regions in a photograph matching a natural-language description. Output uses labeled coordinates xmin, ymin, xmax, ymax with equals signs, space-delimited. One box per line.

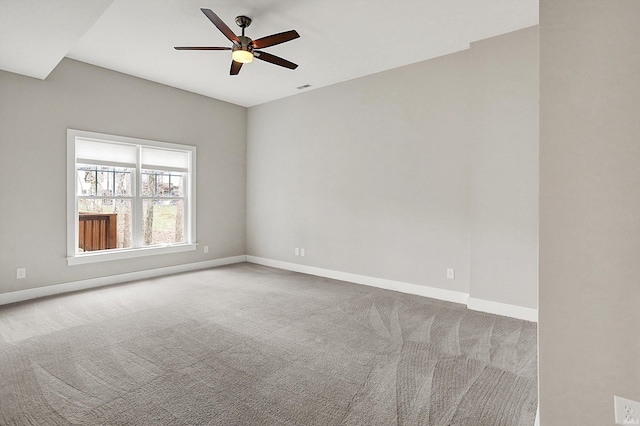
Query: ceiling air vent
xmin=296 ymin=84 xmax=312 ymax=90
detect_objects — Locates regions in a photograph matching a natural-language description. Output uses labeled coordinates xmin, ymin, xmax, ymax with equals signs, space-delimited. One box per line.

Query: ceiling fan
xmin=175 ymin=8 xmax=300 ymax=76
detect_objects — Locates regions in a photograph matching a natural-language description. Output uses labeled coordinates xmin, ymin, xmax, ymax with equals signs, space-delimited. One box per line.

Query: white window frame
xmin=67 ymin=129 xmax=197 ymax=265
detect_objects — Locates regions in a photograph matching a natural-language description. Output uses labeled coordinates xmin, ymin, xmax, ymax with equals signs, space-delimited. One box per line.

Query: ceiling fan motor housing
xmin=235 ymin=36 xmax=253 ymax=51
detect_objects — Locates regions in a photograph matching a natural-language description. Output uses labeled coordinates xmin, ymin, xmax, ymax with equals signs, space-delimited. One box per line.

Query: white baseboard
xmin=246 ymin=256 xmax=469 ymax=305
xmin=0 ymin=255 xmax=247 ymax=306
xmin=2 ymin=255 xmax=538 ymax=323
xmin=467 ymin=297 xmax=538 ymax=322
xmin=247 ymin=256 xmax=538 ymax=322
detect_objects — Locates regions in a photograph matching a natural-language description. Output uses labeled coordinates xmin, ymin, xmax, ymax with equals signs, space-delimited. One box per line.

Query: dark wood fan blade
xmin=174 ymin=46 xmax=231 ymax=50
xmin=252 ymin=30 xmax=300 ymax=49
xmin=254 ymin=51 xmax=298 ymax=69
xmin=230 ymin=60 xmax=243 ymax=75
xmin=201 ymin=8 xmax=240 ymax=45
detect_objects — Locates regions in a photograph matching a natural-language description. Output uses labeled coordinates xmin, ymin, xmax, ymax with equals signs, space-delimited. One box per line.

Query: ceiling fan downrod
xmin=235 ymin=15 xmax=252 ymax=36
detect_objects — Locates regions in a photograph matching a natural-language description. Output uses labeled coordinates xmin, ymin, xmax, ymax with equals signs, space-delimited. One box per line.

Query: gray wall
xmin=247 ymin=27 xmax=538 ymax=308
xmin=0 ymin=28 xmax=539 ymax=313
xmin=0 ymin=59 xmax=247 ymax=294
xmin=539 ymin=0 xmax=640 ymax=424
xmin=469 ymin=28 xmax=539 ymax=309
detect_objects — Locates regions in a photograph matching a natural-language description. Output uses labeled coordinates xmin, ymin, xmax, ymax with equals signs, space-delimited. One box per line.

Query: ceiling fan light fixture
xmin=232 ymin=49 xmax=253 ymax=63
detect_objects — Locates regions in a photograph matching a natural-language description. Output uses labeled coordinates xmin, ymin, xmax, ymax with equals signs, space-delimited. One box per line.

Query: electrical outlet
xmin=615 ymin=396 xmax=640 ymax=425
xmin=295 ymin=248 xmax=300 ymax=256
xmin=17 ymin=268 xmax=26 ymax=279
xmin=300 ymin=248 xmax=305 ymax=257
xmin=203 ymin=245 xmax=209 ymax=253
xmin=446 ymin=268 xmax=455 ymax=279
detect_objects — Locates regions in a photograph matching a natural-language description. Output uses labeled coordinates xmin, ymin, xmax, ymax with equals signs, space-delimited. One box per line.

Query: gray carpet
xmin=0 ymin=263 xmax=537 ymax=425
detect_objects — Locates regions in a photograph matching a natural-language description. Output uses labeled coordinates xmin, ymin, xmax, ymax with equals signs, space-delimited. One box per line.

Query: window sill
xmin=67 ymin=243 xmax=197 ymax=265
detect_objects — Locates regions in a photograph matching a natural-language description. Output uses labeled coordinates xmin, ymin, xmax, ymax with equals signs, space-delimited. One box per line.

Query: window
xmin=67 ymin=129 xmax=196 ymax=264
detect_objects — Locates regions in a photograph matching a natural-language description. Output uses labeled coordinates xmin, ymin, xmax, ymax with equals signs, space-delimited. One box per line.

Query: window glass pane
xmin=78 ymin=199 xmax=132 ymax=252
xmin=142 ymin=199 xmax=185 ymax=246
xmin=141 ymin=170 xmax=183 ymax=197
xmin=77 ymin=164 xmax=132 ymax=197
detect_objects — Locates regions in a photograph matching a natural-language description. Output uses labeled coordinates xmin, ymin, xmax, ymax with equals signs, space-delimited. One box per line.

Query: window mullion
xmin=78 ymin=196 xmax=134 ymax=200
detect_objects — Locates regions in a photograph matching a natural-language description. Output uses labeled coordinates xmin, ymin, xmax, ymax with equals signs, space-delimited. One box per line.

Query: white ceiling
xmin=0 ymin=0 xmax=538 ymax=107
